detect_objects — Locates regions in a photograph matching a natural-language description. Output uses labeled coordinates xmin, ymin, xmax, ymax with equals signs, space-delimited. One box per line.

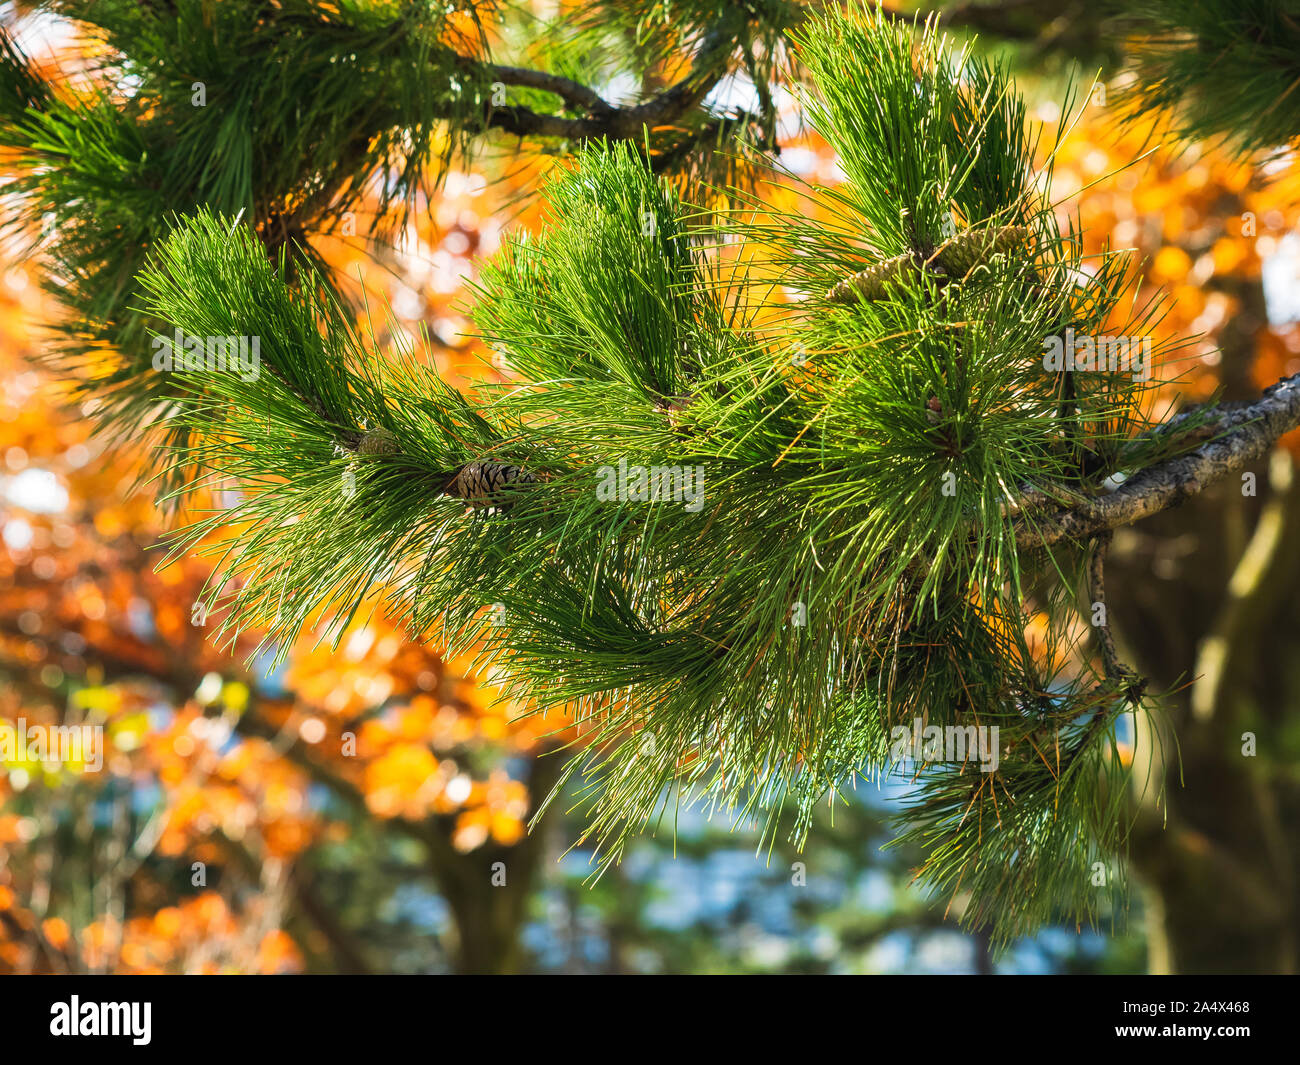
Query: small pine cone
xmin=453 ymin=461 xmax=537 ymax=507
xmin=826 ymin=252 xmax=920 ymax=304
xmin=934 ymin=224 xmax=1030 ymax=276
xmin=356 ymin=428 xmax=399 ymax=456
xmin=925 ymin=395 xmax=943 ymax=424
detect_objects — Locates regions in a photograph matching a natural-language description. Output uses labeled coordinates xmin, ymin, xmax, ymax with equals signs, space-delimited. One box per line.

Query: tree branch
xmin=1086 ymin=530 xmax=1144 ymax=702
xmin=485 ymin=23 xmax=738 ymax=143
xmin=486 ymin=64 xmax=615 ymax=116
xmin=1016 ymin=373 xmax=1300 ymax=548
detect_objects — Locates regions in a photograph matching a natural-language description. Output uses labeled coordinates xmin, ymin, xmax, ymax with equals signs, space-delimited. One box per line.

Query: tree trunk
xmin=1108 ymin=262 xmax=1300 ymax=972
xmin=424 ymin=753 xmax=561 ymax=973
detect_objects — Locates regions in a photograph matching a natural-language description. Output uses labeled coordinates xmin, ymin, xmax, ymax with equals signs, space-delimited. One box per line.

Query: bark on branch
xmin=1016 ymin=373 xmax=1300 ymax=549
xmin=486 ymin=64 xmax=617 ymax=116
xmin=484 ymin=24 xmax=738 ymax=143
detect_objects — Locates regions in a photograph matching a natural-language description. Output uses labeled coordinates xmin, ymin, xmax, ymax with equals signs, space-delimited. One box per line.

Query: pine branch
xmin=485 ymin=19 xmax=742 ymax=142
xmin=486 ymin=64 xmax=617 ymax=116
xmin=1017 ymin=373 xmax=1300 ymax=548
xmin=1116 ymin=0 xmax=1300 ymax=157
xmin=1085 ymin=530 xmax=1143 ymax=702
xmin=0 ymin=0 xmax=771 ymax=480
xmin=136 ymin=14 xmax=1157 ymax=940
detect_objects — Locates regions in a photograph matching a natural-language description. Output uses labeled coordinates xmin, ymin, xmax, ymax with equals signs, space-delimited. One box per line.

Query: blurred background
xmin=2 ymin=1 xmax=1298 ymax=974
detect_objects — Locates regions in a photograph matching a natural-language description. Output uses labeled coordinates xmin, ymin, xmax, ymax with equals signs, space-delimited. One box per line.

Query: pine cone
xmin=934 ymin=224 xmax=1029 ymax=276
xmin=453 ymin=461 xmax=537 ymax=507
xmin=827 ymin=252 xmax=920 ymax=304
xmin=356 ymin=427 xmax=399 ymax=456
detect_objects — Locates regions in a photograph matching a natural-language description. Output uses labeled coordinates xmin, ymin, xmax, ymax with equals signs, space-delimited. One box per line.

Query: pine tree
xmin=4 ymin=0 xmax=1300 ymax=951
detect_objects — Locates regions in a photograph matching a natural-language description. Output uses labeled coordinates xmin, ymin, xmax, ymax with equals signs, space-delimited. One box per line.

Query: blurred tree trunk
xmin=232 ymin=706 xmax=562 ymax=973
xmin=425 ymin=754 xmax=561 ymax=974
xmin=1109 ymin=266 xmax=1300 ymax=974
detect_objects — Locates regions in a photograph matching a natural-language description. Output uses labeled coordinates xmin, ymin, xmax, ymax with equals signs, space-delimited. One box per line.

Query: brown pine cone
xmin=453 ymin=461 xmax=537 ymax=507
